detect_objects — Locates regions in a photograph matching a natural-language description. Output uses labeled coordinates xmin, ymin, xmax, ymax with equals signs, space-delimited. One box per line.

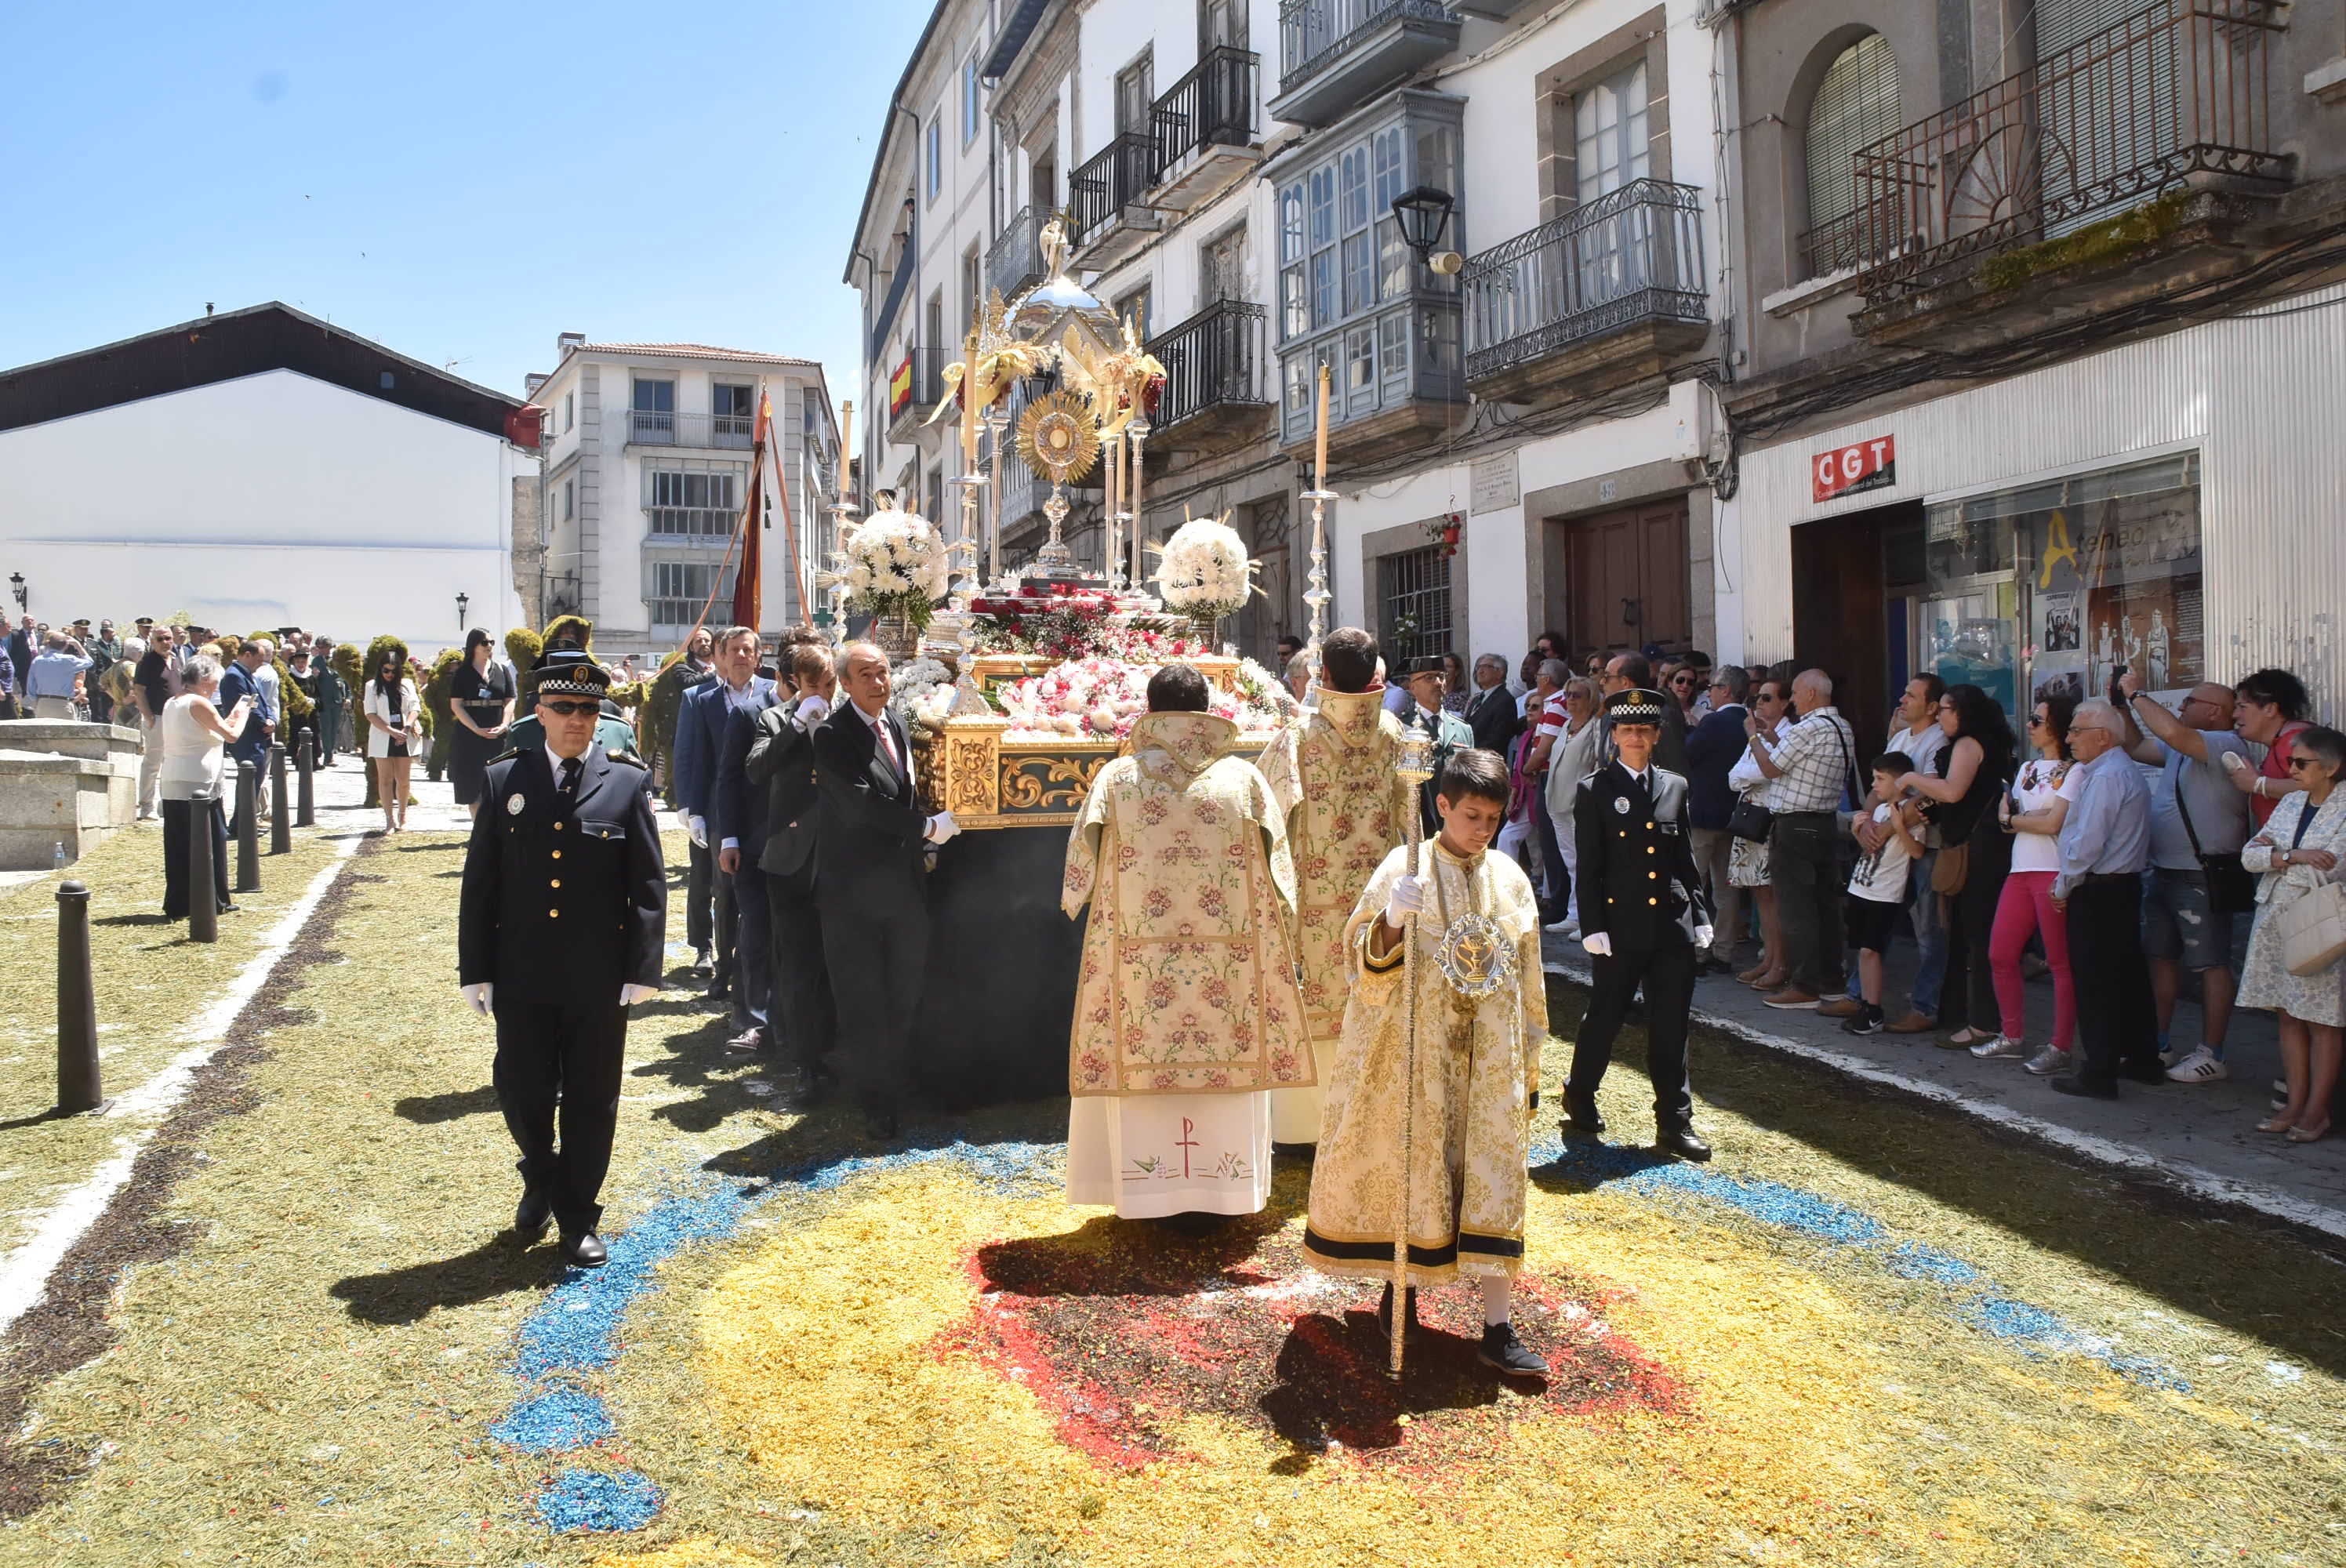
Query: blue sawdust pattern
xmin=1534 ymin=1134 xmax=2187 ymax=1391
xmin=498 ymin=1138 xmax=1060 ymax=1532
xmin=536 ymin=1467 xmax=664 ymax=1533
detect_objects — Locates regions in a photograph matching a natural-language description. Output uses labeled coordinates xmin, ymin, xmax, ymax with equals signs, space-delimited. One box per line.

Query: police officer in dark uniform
xmin=458 ymin=652 xmax=666 ymax=1267
xmin=1564 ymin=688 xmax=1716 ymax=1162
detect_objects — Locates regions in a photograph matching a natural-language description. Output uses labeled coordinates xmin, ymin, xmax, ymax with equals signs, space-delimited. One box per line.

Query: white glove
xmin=1582 ymin=932 xmax=1614 ymax=957
xmin=619 ymin=983 xmax=658 ymax=1007
xmin=1695 ymin=925 xmax=1715 ymax=952
xmin=685 ymin=814 xmax=707 ymax=848
xmin=926 ymin=810 xmax=960 ymax=844
xmin=1383 ymin=873 xmax=1429 ymax=927
xmin=461 ymin=982 xmax=493 ymax=1017
xmin=796 ymin=694 xmax=830 ymax=724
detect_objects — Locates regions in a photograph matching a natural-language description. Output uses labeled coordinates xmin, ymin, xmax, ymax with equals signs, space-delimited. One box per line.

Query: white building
xmin=0 ymin=303 xmax=533 ymax=652
xmin=848 ymin=0 xmax=1734 ymax=671
xmin=522 ymin=336 xmax=841 ymax=664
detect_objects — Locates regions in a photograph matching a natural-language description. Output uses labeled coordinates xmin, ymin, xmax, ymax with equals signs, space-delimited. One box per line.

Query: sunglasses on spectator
xmin=2287 ymin=754 xmax=2322 ymax=771
xmin=2027 ymin=713 xmax=2048 ymax=726
xmin=541 ymin=699 xmax=598 ymax=717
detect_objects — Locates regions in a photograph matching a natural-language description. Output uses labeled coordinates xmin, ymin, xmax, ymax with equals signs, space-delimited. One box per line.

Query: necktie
xmin=559 ymin=757 xmax=582 ymax=797
xmin=873 ymin=715 xmax=899 ymax=775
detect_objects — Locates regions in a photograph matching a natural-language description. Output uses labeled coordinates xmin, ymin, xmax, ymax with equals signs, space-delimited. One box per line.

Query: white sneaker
xmin=2164 ymin=1045 xmax=2228 ymax=1083
xmin=1545 ymin=920 xmax=1579 ymax=936
xmin=1970 ymin=1034 xmax=2028 ymax=1061
xmin=2023 ymin=1046 xmax=2075 ymax=1077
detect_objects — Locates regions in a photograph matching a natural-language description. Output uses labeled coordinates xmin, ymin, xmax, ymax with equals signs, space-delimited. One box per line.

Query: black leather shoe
xmin=1561 ymin=1098 xmax=1607 ymax=1137
xmin=2050 ymin=1075 xmax=2119 ymax=1100
xmin=560 ymin=1232 xmax=608 ymax=1268
xmin=1375 ymin=1282 xmax=1422 ymax=1340
xmin=688 ymin=950 xmax=714 ymax=979
xmin=514 ymin=1189 xmax=552 ymax=1240
xmin=1479 ymin=1322 xmax=1549 ymax=1378
xmin=1654 ymin=1125 xmax=1712 ymax=1162
xmin=779 ymin=1065 xmax=836 ymax=1110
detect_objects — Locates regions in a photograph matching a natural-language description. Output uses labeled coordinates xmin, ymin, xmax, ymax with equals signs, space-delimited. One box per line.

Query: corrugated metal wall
xmin=1727 ymin=282 xmax=2346 ymax=717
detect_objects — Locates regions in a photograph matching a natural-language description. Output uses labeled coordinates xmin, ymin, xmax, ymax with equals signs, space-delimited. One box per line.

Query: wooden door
xmin=1563 ymin=497 xmax=1689 ymax=663
xmin=1789 ymin=501 xmax=1905 ymax=759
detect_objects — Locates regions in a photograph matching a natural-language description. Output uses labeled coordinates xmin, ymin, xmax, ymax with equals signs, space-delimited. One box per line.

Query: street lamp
xmin=8 ymin=573 xmax=24 ymax=615
xmin=456 ymin=592 xmax=469 ymax=638
xmin=1389 ymin=187 xmax=1463 ymax=274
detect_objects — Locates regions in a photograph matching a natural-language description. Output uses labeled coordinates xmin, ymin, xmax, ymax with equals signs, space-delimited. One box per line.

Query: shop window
xmin=1918 ymin=452 xmax=2202 ymax=715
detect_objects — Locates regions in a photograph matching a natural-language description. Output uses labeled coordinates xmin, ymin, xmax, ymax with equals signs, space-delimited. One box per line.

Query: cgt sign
xmin=1813 ymin=435 xmax=1897 ymax=503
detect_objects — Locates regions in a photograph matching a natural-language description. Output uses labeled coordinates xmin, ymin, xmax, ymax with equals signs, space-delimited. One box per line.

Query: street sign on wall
xmin=1813 ymin=434 xmax=1896 ymax=503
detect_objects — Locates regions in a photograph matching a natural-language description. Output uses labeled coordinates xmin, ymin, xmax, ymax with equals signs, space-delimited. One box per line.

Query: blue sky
xmin=0 ymin=0 xmax=932 ymax=407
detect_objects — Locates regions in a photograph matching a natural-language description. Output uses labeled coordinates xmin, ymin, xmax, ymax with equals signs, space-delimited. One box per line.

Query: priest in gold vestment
xmin=1062 ymin=664 xmax=1315 ymax=1219
xmin=1258 ymin=627 xmax=1414 ymax=1145
xmin=1301 ymin=747 xmax=1552 ymax=1376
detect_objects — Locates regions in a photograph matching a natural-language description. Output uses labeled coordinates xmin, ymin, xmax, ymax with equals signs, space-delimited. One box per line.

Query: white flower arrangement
xmin=1151 ymin=516 xmax=1257 ymax=619
xmin=889 ymin=656 xmax=958 ymax=738
xmin=844 ymin=513 xmax=951 ymax=628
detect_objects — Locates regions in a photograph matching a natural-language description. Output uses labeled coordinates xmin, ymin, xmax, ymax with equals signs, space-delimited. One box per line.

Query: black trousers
xmin=711 ymin=866 xmax=738 ymax=993
xmin=685 ymin=840 xmax=715 ymax=955
xmin=1770 ymin=812 xmax=1845 ymax=995
xmin=1534 ymin=795 xmax=1570 ymax=921
xmin=2067 ymin=875 xmax=2160 ymax=1089
xmin=1570 ymin=938 xmax=1698 ymax=1130
xmin=1935 ymin=830 xmax=2011 ymax=1033
xmin=159 ymin=797 xmax=231 ymax=917
xmin=820 ymin=895 xmax=928 ymax=1116
xmin=492 ymin=999 xmax=628 ymax=1234
xmin=766 ymin=863 xmax=835 ymax=1073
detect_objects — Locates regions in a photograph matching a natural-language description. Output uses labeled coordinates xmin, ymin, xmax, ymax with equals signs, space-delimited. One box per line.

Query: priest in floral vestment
xmin=1062 ymin=664 xmax=1315 ymax=1219
xmin=1301 ymin=747 xmax=1551 ymax=1375
xmin=1258 ymin=626 xmax=1414 ymax=1144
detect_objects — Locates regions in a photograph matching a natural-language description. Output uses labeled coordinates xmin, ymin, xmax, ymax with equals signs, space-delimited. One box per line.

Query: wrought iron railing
xmin=1462 ymin=179 xmax=1707 ymax=382
xmin=1069 ymin=133 xmax=1160 ymax=249
xmin=1152 ymin=47 xmax=1258 ymax=170
xmin=1278 ymin=0 xmax=1448 ymax=95
xmin=988 ymin=202 xmax=1048 ymax=301
xmin=629 ymin=410 xmax=757 ymax=448
xmin=1149 ymin=300 xmax=1268 ymax=430
xmin=1850 ymin=0 xmax=2287 ymax=299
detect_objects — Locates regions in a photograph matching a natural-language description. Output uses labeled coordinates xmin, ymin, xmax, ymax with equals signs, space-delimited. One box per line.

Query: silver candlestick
xmin=985 ymin=406 xmax=1008 ymax=593
xmin=1126 ymin=416 xmax=1152 ymax=597
xmin=949 ymin=473 xmax=984 ymax=608
xmin=1302 ymin=486 xmax=1335 ymax=667
xmin=824 ymin=500 xmax=861 ymax=649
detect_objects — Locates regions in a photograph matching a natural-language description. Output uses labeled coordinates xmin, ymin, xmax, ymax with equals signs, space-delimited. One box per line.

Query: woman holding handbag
xmin=1730 ymin=677 xmax=1791 ymax=989
xmin=1898 ymin=684 xmax=2017 ymax=1051
xmin=1988 ymin=695 xmax=2082 ymax=1073
xmin=2238 ymin=726 xmax=2346 ymax=1142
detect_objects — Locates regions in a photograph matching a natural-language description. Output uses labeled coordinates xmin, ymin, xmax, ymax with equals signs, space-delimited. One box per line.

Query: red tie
xmin=873 ymin=714 xmax=899 ymax=774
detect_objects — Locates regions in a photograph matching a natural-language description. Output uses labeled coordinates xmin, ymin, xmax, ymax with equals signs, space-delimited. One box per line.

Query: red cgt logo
xmin=1813 ymin=434 xmax=1897 ymax=503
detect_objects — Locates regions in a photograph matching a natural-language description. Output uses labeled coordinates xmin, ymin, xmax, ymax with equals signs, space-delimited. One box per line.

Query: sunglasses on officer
xmin=540 ymin=699 xmax=599 ymax=717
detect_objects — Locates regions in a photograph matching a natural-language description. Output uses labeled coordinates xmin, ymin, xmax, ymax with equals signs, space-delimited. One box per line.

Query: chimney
xmin=557 ymin=332 xmax=586 ymax=358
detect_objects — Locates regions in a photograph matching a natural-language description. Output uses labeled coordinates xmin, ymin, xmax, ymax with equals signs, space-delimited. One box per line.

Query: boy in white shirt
xmin=1843 ymin=754 xmax=1928 ymax=1036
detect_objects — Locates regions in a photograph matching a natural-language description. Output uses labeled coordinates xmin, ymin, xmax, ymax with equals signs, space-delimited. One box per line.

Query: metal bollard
xmin=234 ymin=760 xmax=262 ymax=893
xmin=188 ymin=791 xmax=220 ymax=943
xmin=295 ymin=733 xmax=316 ymax=827
xmin=270 ymin=743 xmax=292 ymax=855
xmin=56 ymin=880 xmax=106 ymax=1114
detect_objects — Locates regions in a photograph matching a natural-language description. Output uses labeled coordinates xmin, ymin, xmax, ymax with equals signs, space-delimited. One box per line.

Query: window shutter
xmin=1804 ymin=34 xmax=1901 ymax=234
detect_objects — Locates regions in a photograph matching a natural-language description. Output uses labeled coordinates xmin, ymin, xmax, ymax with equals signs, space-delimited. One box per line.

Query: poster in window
xmin=2025 ymin=481 xmax=2201 ymax=700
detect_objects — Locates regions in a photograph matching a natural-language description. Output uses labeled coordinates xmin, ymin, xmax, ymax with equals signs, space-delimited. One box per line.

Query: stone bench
xmin=0 ymin=721 xmax=147 ymax=867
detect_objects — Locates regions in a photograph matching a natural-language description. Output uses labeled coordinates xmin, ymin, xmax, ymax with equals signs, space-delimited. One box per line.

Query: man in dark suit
xmin=811 ymin=643 xmax=960 ymax=1138
xmin=1396 ymin=655 xmax=1475 ymax=837
xmin=673 ymin=628 xmax=772 ymax=1005
xmin=216 ymin=641 xmax=272 ymax=832
xmin=1463 ymin=652 xmax=1522 ymax=757
xmin=741 ymin=641 xmax=839 ymax=1099
xmin=459 ymin=652 xmax=666 ymax=1267
xmin=706 ymin=637 xmax=782 ymax=1051
xmin=1565 ymin=688 xmax=1716 ymax=1162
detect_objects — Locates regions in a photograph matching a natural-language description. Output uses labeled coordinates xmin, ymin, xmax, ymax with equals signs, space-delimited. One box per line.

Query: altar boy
xmin=1302 ymin=748 xmax=1550 ymax=1377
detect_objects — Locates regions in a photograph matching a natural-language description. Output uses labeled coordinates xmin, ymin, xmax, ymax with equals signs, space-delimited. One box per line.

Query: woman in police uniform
xmin=1564 ymin=687 xmax=1716 ymax=1162
xmin=458 ymin=652 xmax=666 ymax=1267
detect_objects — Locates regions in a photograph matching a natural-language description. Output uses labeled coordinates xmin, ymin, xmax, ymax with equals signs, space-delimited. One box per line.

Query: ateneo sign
xmin=1813 ymin=434 xmax=1896 ymax=503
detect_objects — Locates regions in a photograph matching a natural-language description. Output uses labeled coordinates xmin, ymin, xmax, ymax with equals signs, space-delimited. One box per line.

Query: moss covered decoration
xmin=503 ymin=626 xmax=543 ymax=681
xmin=641 ymin=649 xmax=702 ymax=808
xmin=423 ymin=648 xmax=464 ymax=774
xmin=539 ymin=614 xmax=594 ymax=655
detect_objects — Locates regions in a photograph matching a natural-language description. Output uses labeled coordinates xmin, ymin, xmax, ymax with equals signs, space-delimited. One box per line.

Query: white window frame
xmin=925 ymin=114 xmax=942 ymax=201
xmin=963 ymin=53 xmax=981 ymax=147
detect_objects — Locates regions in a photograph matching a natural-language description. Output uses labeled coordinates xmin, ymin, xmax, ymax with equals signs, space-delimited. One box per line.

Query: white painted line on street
xmin=1543 ymin=957 xmax=2346 ymax=1243
xmin=0 ymin=835 xmax=364 ymax=1338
